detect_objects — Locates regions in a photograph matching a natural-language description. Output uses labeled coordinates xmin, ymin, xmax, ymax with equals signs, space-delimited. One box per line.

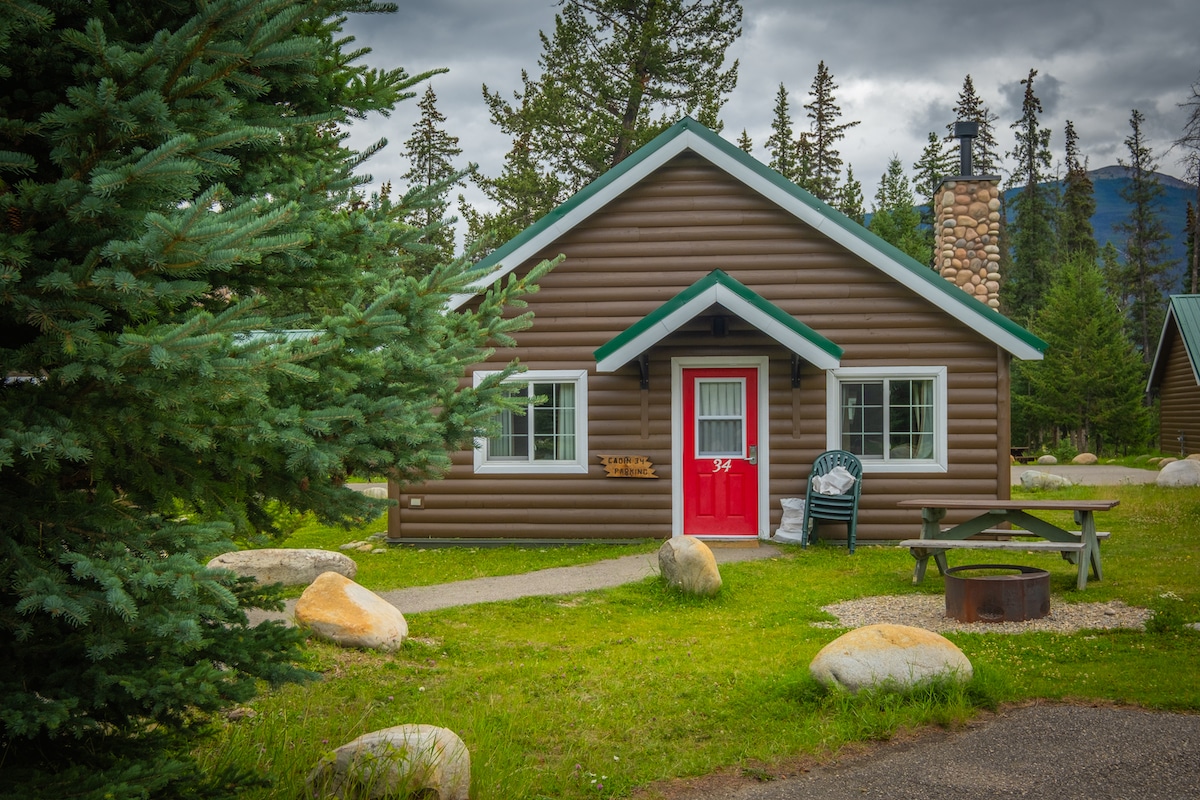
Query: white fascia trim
xmin=448 ymin=131 xmax=706 ymax=312
xmin=596 ymin=283 xmax=840 ymax=372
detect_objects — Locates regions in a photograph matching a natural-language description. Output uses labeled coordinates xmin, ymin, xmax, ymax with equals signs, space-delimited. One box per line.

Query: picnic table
xmin=895 ymin=498 xmax=1119 ymax=591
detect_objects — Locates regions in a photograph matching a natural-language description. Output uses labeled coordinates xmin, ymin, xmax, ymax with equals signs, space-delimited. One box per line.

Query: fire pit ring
xmin=944 ymin=564 xmax=1050 ymax=623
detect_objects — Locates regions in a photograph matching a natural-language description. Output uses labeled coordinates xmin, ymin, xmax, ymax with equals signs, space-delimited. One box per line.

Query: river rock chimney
xmin=935 ymin=122 xmax=1003 ymax=309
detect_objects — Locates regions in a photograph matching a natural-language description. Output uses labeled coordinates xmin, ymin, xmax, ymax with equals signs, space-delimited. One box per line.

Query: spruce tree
xmin=912 ymin=130 xmax=956 ymax=211
xmin=802 ymin=60 xmax=860 ymax=204
xmin=1116 ymin=108 xmax=1176 ymax=360
xmin=868 ymin=156 xmax=930 ymax=264
xmin=736 ymin=128 xmax=754 ymax=154
xmin=1004 ymin=68 xmax=1058 ymax=321
xmin=837 ymin=164 xmax=865 ymax=224
xmin=1015 ymin=255 xmax=1151 ymax=454
xmin=947 ymin=74 xmax=1002 ymax=175
xmin=1058 ymin=120 xmax=1098 ymax=261
xmin=402 ymin=84 xmax=466 ymax=273
xmin=1175 ymin=76 xmax=1200 ymax=293
xmin=766 ymin=82 xmax=800 ymax=182
xmin=0 ymin=1 xmax=551 ymax=795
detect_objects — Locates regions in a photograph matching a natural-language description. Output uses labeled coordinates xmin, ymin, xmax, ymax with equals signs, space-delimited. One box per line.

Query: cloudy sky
xmin=340 ymin=0 xmax=1198 ymax=218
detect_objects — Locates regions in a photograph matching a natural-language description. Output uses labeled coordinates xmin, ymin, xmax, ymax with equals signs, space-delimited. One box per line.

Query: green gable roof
xmin=594 ymin=270 xmax=843 ymax=371
xmin=1149 ymin=295 xmax=1200 ymax=389
xmin=450 ymin=117 xmax=1047 ymax=361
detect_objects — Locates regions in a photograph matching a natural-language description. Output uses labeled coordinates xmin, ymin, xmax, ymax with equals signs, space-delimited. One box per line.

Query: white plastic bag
xmin=779 ymin=498 xmax=806 ymax=533
xmin=812 ymin=465 xmax=856 ymax=495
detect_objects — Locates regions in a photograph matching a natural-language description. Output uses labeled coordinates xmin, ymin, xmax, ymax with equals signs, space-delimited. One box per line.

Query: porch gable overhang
xmin=593 ymin=269 xmax=843 ymax=372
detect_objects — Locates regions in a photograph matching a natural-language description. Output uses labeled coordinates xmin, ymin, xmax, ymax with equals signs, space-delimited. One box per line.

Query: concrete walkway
xmin=247 ymin=542 xmax=780 ymax=624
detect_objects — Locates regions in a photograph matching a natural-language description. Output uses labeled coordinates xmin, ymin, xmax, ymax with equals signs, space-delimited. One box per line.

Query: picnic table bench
xmin=895 ymin=498 xmax=1119 ymax=591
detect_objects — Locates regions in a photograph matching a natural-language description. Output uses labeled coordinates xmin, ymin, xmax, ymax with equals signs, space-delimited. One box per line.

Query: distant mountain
xmin=1004 ymin=166 xmax=1196 ymax=291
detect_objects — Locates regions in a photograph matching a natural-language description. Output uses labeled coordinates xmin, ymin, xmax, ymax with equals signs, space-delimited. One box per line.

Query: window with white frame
xmin=473 ymin=370 xmax=588 ymax=474
xmin=827 ymin=367 xmax=947 ymax=472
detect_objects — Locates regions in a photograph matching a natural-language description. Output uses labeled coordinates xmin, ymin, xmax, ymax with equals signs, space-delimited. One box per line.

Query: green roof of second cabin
xmin=1149 ymin=294 xmax=1200 ymax=388
xmin=450 ymin=117 xmax=1047 ymax=361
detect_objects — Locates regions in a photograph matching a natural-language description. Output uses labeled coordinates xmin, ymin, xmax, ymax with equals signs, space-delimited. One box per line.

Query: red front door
xmin=682 ymin=367 xmax=759 ymax=536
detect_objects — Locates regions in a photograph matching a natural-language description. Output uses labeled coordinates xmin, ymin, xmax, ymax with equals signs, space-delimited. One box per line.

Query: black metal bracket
xmin=638 ymin=354 xmax=650 ymax=390
xmin=790 ymin=354 xmax=802 ymax=388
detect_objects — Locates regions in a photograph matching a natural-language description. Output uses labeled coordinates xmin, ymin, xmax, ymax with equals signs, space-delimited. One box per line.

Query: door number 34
xmin=711 ymin=458 xmax=733 ymax=473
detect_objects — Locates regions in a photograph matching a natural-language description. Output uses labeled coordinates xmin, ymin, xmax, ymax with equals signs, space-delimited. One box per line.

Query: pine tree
xmin=463 ymin=75 xmax=567 ymax=253
xmin=402 ymin=84 xmax=466 ymax=273
xmin=868 ymin=156 xmax=930 ymax=264
xmin=1058 ymin=120 xmax=1098 ymax=261
xmin=947 ymin=74 xmax=1002 ymax=175
xmin=1015 ymin=255 xmax=1151 ymax=454
xmin=473 ymin=0 xmax=742 ymax=235
xmin=1004 ymin=68 xmax=1058 ymax=321
xmin=802 ymin=60 xmax=860 ymax=203
xmin=1116 ymin=108 xmax=1176 ymax=360
xmin=0 ymin=2 xmax=552 ymax=795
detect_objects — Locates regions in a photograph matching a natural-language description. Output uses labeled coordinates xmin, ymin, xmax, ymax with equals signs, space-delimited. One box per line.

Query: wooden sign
xmin=599 ymin=454 xmax=658 ymax=479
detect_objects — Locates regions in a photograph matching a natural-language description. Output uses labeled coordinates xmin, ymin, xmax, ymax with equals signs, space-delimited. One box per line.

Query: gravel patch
xmin=814 ymin=594 xmax=1150 ymax=634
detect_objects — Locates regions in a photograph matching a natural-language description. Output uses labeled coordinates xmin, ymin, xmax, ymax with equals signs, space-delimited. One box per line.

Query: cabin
xmin=387 ymin=118 xmax=1046 ymax=545
xmin=1148 ymin=294 xmax=1200 ymax=458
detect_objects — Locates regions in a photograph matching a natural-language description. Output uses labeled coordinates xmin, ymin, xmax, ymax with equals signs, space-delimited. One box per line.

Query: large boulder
xmin=1035 ymin=454 xmax=1058 ymax=465
xmin=1071 ymin=452 xmax=1098 ymax=465
xmin=295 ymin=572 xmax=407 ymax=651
xmin=1019 ymin=470 xmax=1073 ymax=491
xmin=1157 ymin=459 xmax=1200 ymax=488
xmin=207 ymin=548 xmax=356 ymax=586
xmin=810 ymin=623 xmax=972 ymax=693
xmin=658 ymin=537 xmax=722 ymax=597
xmin=307 ymin=724 xmax=470 ymax=800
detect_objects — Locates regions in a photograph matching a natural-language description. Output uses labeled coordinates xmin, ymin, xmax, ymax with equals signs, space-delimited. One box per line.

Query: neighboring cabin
xmin=387 ymin=118 xmax=1046 ymax=545
xmin=1148 ymin=295 xmax=1200 ymax=458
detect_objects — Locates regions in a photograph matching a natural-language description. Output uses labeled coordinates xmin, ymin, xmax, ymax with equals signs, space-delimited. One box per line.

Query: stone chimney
xmin=934 ymin=122 xmax=1002 ymax=309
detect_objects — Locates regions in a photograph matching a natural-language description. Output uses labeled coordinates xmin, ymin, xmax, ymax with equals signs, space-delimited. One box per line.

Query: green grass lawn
xmin=198 ymin=484 xmax=1200 ymax=799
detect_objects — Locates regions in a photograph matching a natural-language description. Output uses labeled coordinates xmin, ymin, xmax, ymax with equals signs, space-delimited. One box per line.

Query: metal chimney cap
xmin=953 ymin=121 xmax=979 ymax=139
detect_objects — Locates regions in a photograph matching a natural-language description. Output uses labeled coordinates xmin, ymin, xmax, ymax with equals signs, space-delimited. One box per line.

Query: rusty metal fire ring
xmin=944 ymin=564 xmax=1050 ymax=623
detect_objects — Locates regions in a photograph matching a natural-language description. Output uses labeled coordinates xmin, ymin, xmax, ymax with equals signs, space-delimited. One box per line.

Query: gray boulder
xmin=207 ymin=548 xmax=356 ymax=586
xmin=810 ymin=623 xmax=972 ymax=693
xmin=1035 ymin=454 xmax=1058 ymax=465
xmin=308 ymin=724 xmax=470 ymax=800
xmin=1019 ymin=470 xmax=1073 ymax=491
xmin=658 ymin=537 xmax=722 ymax=596
xmin=1157 ymin=459 xmax=1200 ymax=488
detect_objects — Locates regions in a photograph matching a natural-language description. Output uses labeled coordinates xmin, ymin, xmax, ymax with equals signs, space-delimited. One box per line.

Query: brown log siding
xmin=389 ymin=153 xmax=1012 ymax=543
xmin=1158 ymin=329 xmax=1200 ymax=456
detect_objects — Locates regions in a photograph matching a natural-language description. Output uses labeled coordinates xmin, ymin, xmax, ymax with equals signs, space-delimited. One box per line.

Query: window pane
xmin=841 ymin=381 xmax=884 ymax=457
xmin=888 ymin=379 xmax=934 ymax=459
xmin=697 ymin=380 xmax=743 ymax=456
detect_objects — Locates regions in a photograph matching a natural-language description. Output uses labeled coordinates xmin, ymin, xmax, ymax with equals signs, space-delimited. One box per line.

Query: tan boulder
xmin=810 ymin=624 xmax=972 ymax=692
xmin=658 ymin=537 xmax=722 ymax=596
xmin=1072 ymin=452 xmax=1098 ymax=465
xmin=295 ymin=572 xmax=407 ymax=651
xmin=307 ymin=724 xmax=469 ymax=800
xmin=207 ymin=548 xmax=356 ymax=586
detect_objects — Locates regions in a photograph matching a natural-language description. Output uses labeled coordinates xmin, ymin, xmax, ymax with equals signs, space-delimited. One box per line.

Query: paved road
xmin=654 ymin=703 xmax=1200 ymax=800
xmin=1011 ymin=464 xmax=1160 ymax=485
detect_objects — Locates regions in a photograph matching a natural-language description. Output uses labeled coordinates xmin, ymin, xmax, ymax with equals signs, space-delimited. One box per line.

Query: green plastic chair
xmin=801 ymin=450 xmax=864 ymax=553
